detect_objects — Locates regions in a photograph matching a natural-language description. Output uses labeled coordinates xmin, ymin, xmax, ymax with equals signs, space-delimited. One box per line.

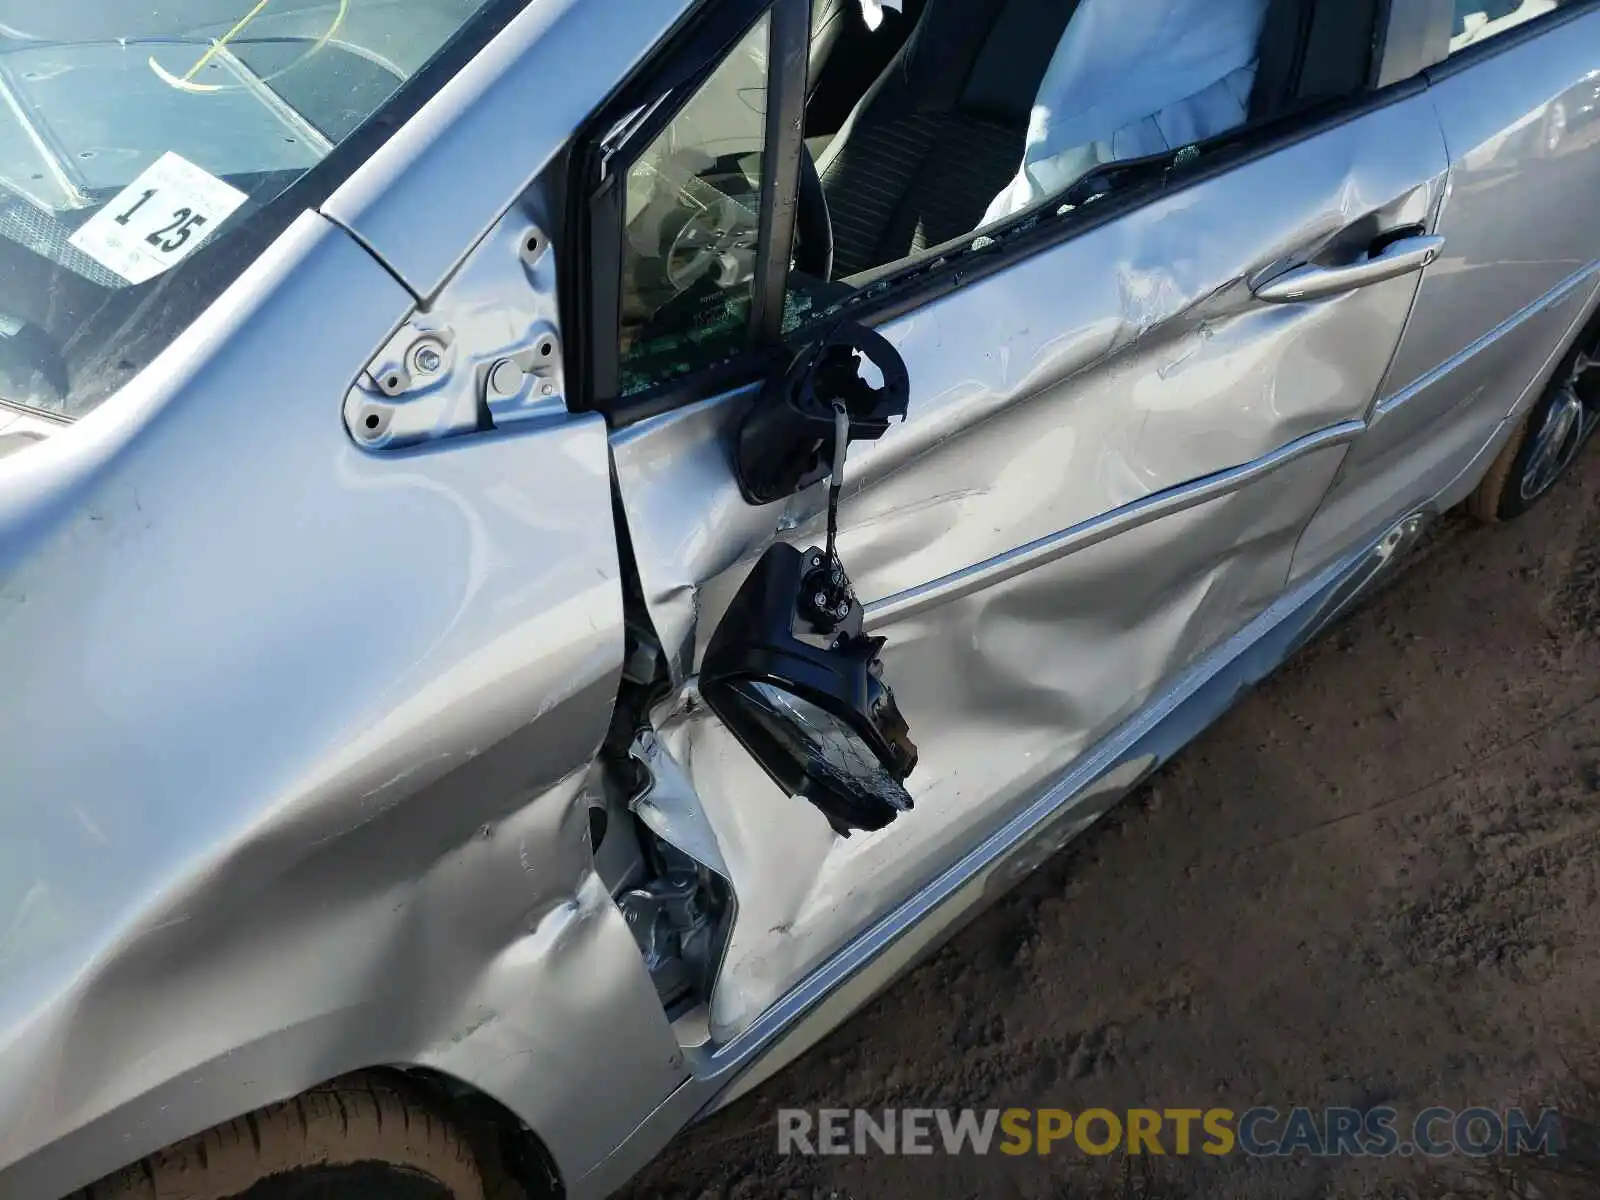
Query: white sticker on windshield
xmin=68 ymin=152 xmax=248 ymax=286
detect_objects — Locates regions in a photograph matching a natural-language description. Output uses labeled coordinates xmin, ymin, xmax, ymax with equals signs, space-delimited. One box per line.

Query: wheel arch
xmin=67 ymin=1066 xmax=565 ymax=1200
xmin=365 ymin=1066 xmax=568 ymax=1200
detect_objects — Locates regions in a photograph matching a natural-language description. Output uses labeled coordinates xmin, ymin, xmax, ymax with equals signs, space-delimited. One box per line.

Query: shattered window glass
xmin=617 ymin=15 xmax=771 ymax=396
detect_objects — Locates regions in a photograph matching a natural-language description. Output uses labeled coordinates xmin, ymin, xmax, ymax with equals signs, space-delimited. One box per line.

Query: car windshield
xmin=0 ymin=0 xmax=497 ymax=419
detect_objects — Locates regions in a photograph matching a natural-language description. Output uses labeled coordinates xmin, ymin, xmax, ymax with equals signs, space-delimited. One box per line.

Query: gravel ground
xmin=621 ymin=447 xmax=1600 ymax=1200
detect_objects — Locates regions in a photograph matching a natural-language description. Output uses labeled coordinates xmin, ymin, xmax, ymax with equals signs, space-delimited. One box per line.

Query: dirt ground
xmin=620 ymin=447 xmax=1600 ymax=1200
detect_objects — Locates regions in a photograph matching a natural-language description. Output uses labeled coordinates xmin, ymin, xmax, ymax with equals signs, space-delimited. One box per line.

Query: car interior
xmin=612 ymin=0 xmax=1380 ymax=396
xmin=0 ymin=0 xmax=1390 ymax=415
xmin=1451 ymin=0 xmax=1558 ymax=50
xmin=802 ymin=0 xmax=1379 ymax=280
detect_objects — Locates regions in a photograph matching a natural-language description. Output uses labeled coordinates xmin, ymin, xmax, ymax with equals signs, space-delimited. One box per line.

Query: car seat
xmin=816 ymin=0 xmax=1374 ymax=278
xmin=981 ymin=0 xmax=1271 ymax=223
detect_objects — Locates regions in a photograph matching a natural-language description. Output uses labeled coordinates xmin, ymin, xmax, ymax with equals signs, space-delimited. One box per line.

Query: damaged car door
xmin=587 ymin=0 xmax=1453 ymax=1050
xmin=1295 ymin=0 xmax=1600 ymax=569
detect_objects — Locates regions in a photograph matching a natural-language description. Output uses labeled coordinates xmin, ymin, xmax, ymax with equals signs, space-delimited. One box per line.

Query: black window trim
xmin=577 ymin=0 xmax=1433 ymax=429
xmin=751 ymin=0 xmax=813 ymax=343
xmin=565 ymin=0 xmax=811 ymax=415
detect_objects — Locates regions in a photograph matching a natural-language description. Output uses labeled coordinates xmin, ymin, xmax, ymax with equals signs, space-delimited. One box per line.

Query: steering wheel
xmin=629 ymin=140 xmax=836 ymax=321
xmin=794 ymin=140 xmax=835 ymax=283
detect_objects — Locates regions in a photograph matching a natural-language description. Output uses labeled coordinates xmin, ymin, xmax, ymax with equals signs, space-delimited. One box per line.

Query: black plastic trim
xmin=582 ymin=160 xmax=624 ymax=407
xmin=563 ymin=0 xmax=785 ymax=415
xmin=750 ymin=0 xmax=813 ymax=344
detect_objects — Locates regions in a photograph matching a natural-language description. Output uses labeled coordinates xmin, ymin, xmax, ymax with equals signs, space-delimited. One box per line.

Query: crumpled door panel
xmin=611 ymin=91 xmax=1448 ymax=1040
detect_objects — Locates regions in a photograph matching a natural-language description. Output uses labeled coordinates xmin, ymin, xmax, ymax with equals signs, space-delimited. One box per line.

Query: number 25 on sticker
xmin=113 ymin=189 xmax=210 ymax=253
xmin=70 ymin=152 xmax=247 ymax=285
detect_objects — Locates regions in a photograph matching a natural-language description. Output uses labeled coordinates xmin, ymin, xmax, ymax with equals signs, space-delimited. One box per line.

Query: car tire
xmin=72 ymin=1074 xmax=488 ymax=1200
xmin=1470 ymin=324 xmax=1598 ymax=522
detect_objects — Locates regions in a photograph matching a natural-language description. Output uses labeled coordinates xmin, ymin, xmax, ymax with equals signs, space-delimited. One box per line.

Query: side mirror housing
xmin=700 ymin=543 xmax=917 ymax=834
xmin=733 ymin=321 xmax=909 ymax=505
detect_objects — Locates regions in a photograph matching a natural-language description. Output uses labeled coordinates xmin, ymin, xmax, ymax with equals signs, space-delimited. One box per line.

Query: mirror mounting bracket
xmin=733 ymin=319 xmax=909 ymax=506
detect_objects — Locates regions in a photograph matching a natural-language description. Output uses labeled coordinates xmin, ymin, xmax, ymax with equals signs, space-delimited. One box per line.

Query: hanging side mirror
xmin=733 ymin=321 xmax=909 ymax=505
xmin=700 ymin=543 xmax=917 ymax=835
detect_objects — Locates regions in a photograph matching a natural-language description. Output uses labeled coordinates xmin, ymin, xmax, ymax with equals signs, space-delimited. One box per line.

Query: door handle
xmin=1253 ymin=234 xmax=1445 ymax=304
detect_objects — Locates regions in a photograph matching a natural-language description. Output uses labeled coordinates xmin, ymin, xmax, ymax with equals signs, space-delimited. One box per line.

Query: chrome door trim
xmin=865 ymin=420 xmax=1367 ymax=627
xmin=572 ymin=507 xmax=1426 ymax=1199
xmin=1252 ymin=236 xmax=1445 ymax=304
xmin=1374 ymin=259 xmax=1600 ymax=417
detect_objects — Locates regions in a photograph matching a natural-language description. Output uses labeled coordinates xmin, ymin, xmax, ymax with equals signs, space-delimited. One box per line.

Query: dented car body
xmin=2 ymin=0 xmax=1600 ymax=1196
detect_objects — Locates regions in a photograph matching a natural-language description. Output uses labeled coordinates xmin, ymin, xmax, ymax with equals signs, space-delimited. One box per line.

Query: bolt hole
xmin=384 ymin=374 xmax=401 ymax=391
xmin=538 ymin=341 xmax=553 ymax=357
xmin=525 ymin=234 xmax=542 ymax=254
xmin=78 ymin=151 xmax=94 ymax=159
xmin=364 ymin=413 xmax=381 ymax=430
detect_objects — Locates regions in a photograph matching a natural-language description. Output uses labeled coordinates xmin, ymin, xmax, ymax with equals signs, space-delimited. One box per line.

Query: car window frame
xmin=566 ymin=0 xmax=811 ymax=414
xmin=572 ymin=0 xmax=1434 ymax=428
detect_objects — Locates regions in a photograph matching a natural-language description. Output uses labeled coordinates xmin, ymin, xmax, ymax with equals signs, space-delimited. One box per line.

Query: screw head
xmin=836 ymin=601 xmax=850 ymax=618
xmin=813 ymin=592 xmax=829 ymax=609
xmin=410 ymin=341 xmax=445 ymax=375
xmin=541 ymin=383 xmax=555 ymax=396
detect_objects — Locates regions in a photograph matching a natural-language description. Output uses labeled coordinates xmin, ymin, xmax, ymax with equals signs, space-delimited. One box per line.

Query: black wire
xmin=826 ymin=400 xmax=847 ymax=569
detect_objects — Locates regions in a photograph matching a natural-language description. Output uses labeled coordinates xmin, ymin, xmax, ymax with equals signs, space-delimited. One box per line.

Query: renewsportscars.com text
xmin=777 ymin=1106 xmax=1563 ymax=1158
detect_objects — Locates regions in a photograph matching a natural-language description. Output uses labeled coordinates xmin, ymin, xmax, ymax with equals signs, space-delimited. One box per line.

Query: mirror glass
xmin=730 ymin=680 xmax=914 ymax=816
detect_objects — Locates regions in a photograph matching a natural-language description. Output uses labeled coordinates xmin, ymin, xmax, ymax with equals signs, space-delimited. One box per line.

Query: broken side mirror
xmin=700 ymin=543 xmax=918 ymax=835
xmin=733 ymin=320 xmax=909 ymax=505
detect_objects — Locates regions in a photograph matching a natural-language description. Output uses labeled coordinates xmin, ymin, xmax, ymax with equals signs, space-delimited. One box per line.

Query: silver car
xmin=2 ymin=0 xmax=1597 ymax=1195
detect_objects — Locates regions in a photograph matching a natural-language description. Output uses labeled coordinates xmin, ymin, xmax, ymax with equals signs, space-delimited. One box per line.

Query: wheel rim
xmin=1520 ymin=387 xmax=1586 ymax=501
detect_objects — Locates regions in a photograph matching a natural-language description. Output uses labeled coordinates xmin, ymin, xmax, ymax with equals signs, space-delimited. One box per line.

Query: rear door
xmin=591 ymin=0 xmax=1452 ymax=1041
xmin=1295 ymin=0 xmax=1600 ymax=571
